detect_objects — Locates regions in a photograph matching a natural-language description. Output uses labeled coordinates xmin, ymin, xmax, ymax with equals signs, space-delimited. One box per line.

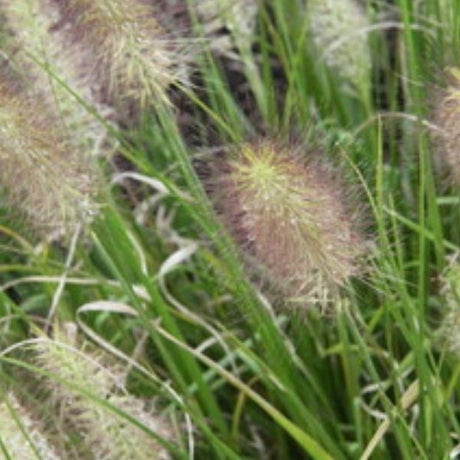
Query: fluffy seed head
xmin=192 ymin=0 xmax=258 ymax=59
xmin=33 ymin=328 xmax=171 ymax=459
xmin=0 ymin=393 xmax=60 ymax=459
xmin=437 ymin=254 xmax=460 ymax=355
xmin=1 ymin=0 xmax=115 ymax=156
xmin=307 ymin=0 xmax=371 ymax=90
xmin=57 ymin=0 xmax=188 ymax=113
xmin=432 ymin=67 xmax=460 ymax=185
xmin=211 ymin=141 xmax=366 ymax=304
xmin=0 ymin=75 xmax=99 ymax=237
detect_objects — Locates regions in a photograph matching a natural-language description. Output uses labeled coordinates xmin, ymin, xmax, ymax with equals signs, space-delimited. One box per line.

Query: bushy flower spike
xmin=0 ymin=393 xmax=61 ymax=459
xmin=211 ymin=141 xmax=366 ymax=303
xmin=0 ymin=76 xmax=98 ymax=237
xmin=432 ymin=67 xmax=460 ymax=184
xmin=33 ymin=329 xmax=171 ymax=459
xmin=437 ymin=254 xmax=460 ymax=355
xmin=307 ymin=0 xmax=371 ymax=90
xmin=1 ymin=0 xmax=115 ymax=156
xmin=192 ymin=0 xmax=257 ymax=59
xmin=57 ymin=0 xmax=188 ymax=113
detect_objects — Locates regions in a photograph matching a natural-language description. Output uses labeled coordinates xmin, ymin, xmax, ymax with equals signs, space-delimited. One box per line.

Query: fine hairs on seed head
xmin=307 ymin=0 xmax=371 ymax=91
xmin=56 ymin=0 xmax=190 ymax=116
xmin=32 ymin=325 xmax=172 ymax=459
xmin=209 ymin=140 xmax=367 ymax=307
xmin=0 ymin=71 xmax=99 ymax=238
xmin=432 ymin=67 xmax=460 ymax=185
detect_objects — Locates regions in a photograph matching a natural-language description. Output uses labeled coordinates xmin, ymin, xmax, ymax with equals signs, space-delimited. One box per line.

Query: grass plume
xmin=0 ymin=392 xmax=61 ymax=459
xmin=56 ymin=0 xmax=188 ymax=115
xmin=432 ymin=67 xmax=460 ymax=185
xmin=191 ymin=0 xmax=258 ymax=59
xmin=437 ymin=254 xmax=460 ymax=355
xmin=307 ymin=0 xmax=371 ymax=92
xmin=1 ymin=0 xmax=114 ymax=156
xmin=32 ymin=326 xmax=172 ymax=459
xmin=209 ymin=141 xmax=367 ymax=305
xmin=0 ymin=70 xmax=98 ymax=237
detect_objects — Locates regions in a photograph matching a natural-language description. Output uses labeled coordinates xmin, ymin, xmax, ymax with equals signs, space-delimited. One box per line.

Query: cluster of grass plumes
xmin=0 ymin=71 xmax=98 ymax=238
xmin=209 ymin=140 xmax=367 ymax=305
xmin=31 ymin=326 xmax=172 ymax=459
xmin=0 ymin=392 xmax=61 ymax=459
xmin=307 ymin=0 xmax=371 ymax=92
xmin=432 ymin=67 xmax=460 ymax=185
xmin=55 ymin=0 xmax=187 ymax=115
xmin=1 ymin=0 xmax=460 ymax=458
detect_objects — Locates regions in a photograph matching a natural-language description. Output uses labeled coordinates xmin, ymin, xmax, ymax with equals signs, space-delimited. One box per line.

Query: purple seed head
xmin=210 ymin=141 xmax=367 ymax=305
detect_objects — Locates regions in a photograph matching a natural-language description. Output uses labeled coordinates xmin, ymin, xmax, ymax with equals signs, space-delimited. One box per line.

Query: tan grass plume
xmin=307 ymin=0 xmax=371 ymax=91
xmin=1 ymin=0 xmax=115 ymax=155
xmin=432 ymin=67 xmax=460 ymax=185
xmin=0 ymin=70 xmax=99 ymax=237
xmin=0 ymin=392 xmax=61 ymax=459
xmin=32 ymin=326 xmax=172 ymax=459
xmin=55 ymin=0 xmax=188 ymax=115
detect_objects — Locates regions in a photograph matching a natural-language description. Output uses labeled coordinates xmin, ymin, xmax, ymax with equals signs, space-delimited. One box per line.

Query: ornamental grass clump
xmin=32 ymin=330 xmax=172 ymax=459
xmin=210 ymin=141 xmax=366 ymax=305
xmin=0 ymin=72 xmax=99 ymax=238
xmin=432 ymin=67 xmax=460 ymax=185
xmin=307 ymin=0 xmax=371 ymax=91
xmin=0 ymin=392 xmax=61 ymax=459
xmin=1 ymin=0 xmax=113 ymax=155
xmin=56 ymin=0 xmax=187 ymax=115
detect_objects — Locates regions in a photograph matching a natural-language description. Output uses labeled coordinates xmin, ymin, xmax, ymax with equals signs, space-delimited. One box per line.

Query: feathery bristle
xmin=307 ymin=0 xmax=371 ymax=90
xmin=57 ymin=0 xmax=187 ymax=113
xmin=432 ymin=67 xmax=460 ymax=185
xmin=0 ymin=74 xmax=99 ymax=237
xmin=192 ymin=0 xmax=257 ymax=59
xmin=210 ymin=141 xmax=366 ymax=305
xmin=1 ymin=0 xmax=114 ymax=156
xmin=437 ymin=254 xmax=460 ymax=355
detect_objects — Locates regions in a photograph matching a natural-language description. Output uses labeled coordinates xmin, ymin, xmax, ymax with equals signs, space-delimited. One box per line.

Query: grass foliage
xmin=0 ymin=0 xmax=460 ymax=458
